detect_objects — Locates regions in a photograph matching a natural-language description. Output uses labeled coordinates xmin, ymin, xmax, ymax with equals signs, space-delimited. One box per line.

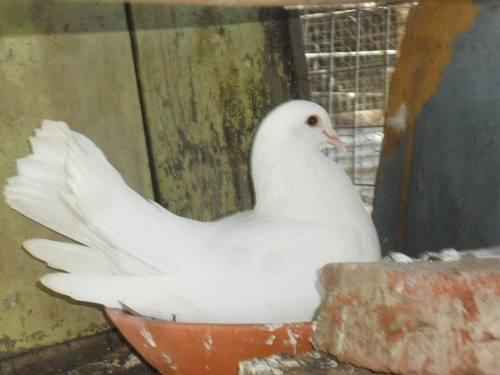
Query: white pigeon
xmin=4 ymin=100 xmax=380 ymax=323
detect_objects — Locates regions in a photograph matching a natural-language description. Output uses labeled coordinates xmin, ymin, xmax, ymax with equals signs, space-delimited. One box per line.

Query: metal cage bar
xmin=300 ymin=2 xmax=415 ymax=208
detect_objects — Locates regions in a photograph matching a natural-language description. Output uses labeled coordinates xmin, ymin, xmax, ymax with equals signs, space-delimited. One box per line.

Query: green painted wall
xmin=0 ymin=1 xmax=297 ymax=359
xmin=130 ymin=6 xmax=298 ymax=219
xmin=0 ymin=1 xmax=152 ymax=356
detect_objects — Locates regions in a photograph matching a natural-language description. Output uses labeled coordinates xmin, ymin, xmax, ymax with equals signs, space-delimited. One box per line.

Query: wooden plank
xmin=0 ymin=330 xmax=156 ymax=374
xmin=0 ymin=0 xmax=152 ymax=356
xmin=288 ymin=9 xmax=312 ymax=99
xmin=129 ymin=5 xmax=298 ymax=219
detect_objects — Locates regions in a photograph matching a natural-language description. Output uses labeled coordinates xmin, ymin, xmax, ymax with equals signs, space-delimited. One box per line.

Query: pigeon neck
xmin=251 ymin=143 xmax=364 ymax=225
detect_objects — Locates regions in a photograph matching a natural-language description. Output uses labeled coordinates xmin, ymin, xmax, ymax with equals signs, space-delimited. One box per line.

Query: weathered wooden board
xmin=129 ymin=5 xmax=298 ymax=219
xmin=105 ymin=0 xmax=398 ymax=6
xmin=374 ymin=0 xmax=500 ymax=256
xmin=0 ymin=0 xmax=152 ymax=356
xmin=0 ymin=329 xmax=157 ymax=374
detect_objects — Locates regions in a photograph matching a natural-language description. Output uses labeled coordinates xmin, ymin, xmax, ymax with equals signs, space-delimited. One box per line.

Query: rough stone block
xmin=313 ymin=259 xmax=500 ymax=374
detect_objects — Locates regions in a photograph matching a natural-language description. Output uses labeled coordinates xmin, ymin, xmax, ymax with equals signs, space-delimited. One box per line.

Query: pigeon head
xmin=252 ymin=100 xmax=343 ymax=156
xmin=251 ymin=100 xmax=348 ymax=215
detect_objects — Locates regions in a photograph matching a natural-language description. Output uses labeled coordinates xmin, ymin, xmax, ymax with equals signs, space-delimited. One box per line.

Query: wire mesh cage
xmin=301 ymin=2 xmax=416 ymax=209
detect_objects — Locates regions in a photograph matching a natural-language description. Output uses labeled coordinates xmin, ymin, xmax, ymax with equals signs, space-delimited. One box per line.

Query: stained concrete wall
xmin=374 ymin=0 xmax=500 ymax=256
xmin=0 ymin=1 xmax=297 ymax=358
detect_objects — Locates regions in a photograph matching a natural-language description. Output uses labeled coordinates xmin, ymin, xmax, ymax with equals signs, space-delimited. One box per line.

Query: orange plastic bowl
xmin=106 ymin=308 xmax=314 ymax=374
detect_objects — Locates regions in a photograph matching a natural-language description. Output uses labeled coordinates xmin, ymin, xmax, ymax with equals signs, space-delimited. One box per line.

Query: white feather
xmin=5 ymin=101 xmax=381 ymax=323
xmin=24 ymin=239 xmax=113 ymax=274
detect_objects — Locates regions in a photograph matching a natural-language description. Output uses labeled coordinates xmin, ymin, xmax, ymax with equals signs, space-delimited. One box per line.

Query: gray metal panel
xmin=404 ymin=1 xmax=500 ymax=255
xmin=373 ymin=132 xmax=407 ymax=253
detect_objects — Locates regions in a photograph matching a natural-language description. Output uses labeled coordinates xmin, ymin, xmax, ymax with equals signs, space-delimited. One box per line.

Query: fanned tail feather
xmin=4 ymin=120 xmax=163 ymax=276
xmin=4 ymin=120 xmax=213 ymax=318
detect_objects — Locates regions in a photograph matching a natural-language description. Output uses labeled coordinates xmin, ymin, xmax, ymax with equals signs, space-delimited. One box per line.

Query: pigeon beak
xmin=323 ymin=130 xmax=345 ymax=152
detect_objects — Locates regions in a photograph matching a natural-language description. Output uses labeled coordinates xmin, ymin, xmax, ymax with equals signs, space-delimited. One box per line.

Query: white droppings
xmin=395 ymin=281 xmax=404 ymax=294
xmin=307 ymin=320 xmax=318 ymax=344
xmin=325 ymin=356 xmax=339 ymax=368
xmin=140 ymin=328 xmax=157 ymax=348
xmin=421 ymin=248 xmax=461 ymax=262
xmin=285 ymin=329 xmax=299 ymax=354
xmin=265 ymin=335 xmax=276 ymax=346
xmin=238 ymin=355 xmax=286 ymax=375
xmin=460 ymin=246 xmax=500 ymax=259
xmin=311 ymin=321 xmax=318 ymax=332
xmin=262 ymin=323 xmax=283 ymax=332
xmin=161 ymin=353 xmax=173 ymax=365
xmin=203 ymin=335 xmax=214 ymax=351
xmin=387 ymin=252 xmax=414 ymax=263
xmin=161 ymin=353 xmax=178 ymax=372
xmin=308 ymin=322 xmax=317 ymax=344
xmin=335 ymin=309 xmax=347 ymax=353
xmin=123 ymin=354 xmax=141 ymax=369
xmin=310 ymin=351 xmax=321 ymax=359
xmin=239 ymin=352 xmax=338 ymax=374
xmin=388 ymin=103 xmax=407 ymax=132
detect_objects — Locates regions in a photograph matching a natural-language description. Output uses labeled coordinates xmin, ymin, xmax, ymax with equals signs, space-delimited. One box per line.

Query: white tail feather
xmin=40 ymin=273 xmax=201 ymax=321
xmin=4 ymin=120 xmax=167 ymax=276
xmin=24 ymin=239 xmax=113 ymax=274
xmin=5 ymin=120 xmax=225 ymax=320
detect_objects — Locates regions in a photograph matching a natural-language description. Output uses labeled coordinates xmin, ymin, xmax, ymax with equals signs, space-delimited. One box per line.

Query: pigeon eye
xmin=306 ymin=115 xmax=320 ymax=127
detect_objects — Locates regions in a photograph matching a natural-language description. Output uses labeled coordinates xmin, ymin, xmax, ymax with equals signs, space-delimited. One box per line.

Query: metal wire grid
xmin=301 ymin=3 xmax=415 ymax=208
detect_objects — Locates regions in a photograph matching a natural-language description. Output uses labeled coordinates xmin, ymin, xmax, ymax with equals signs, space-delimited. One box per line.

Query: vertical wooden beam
xmin=0 ymin=0 xmax=151 ymax=356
